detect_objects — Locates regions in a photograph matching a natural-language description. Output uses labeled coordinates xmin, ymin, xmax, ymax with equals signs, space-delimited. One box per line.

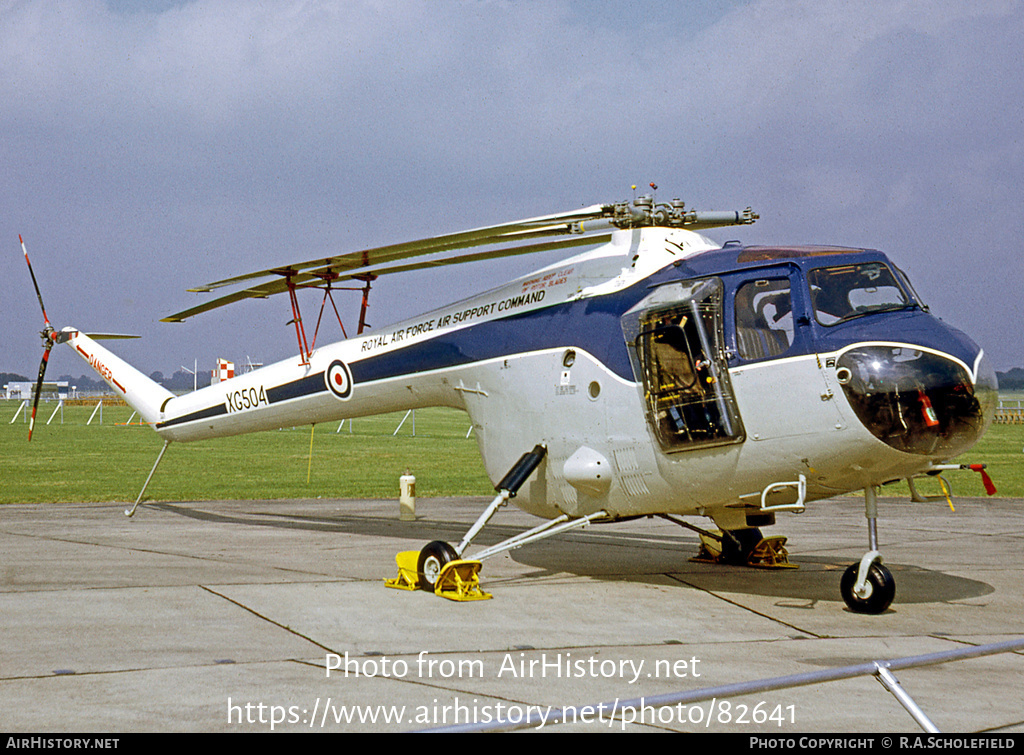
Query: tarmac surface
xmin=1 ymin=494 xmax=1022 ymax=733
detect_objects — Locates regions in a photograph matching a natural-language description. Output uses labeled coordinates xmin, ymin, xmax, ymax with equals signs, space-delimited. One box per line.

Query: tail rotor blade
xmin=28 ymin=343 xmax=53 ymax=442
xmin=20 ymin=235 xmax=60 ymax=442
xmin=20 ymin=235 xmax=51 ymax=329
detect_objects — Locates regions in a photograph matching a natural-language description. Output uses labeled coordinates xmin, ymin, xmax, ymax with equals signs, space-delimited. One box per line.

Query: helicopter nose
xmin=835 ymin=345 xmax=997 ymax=458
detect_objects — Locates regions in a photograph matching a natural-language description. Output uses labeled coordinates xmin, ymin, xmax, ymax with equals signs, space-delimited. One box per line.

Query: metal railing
xmin=421 ymin=637 xmax=1024 ymax=733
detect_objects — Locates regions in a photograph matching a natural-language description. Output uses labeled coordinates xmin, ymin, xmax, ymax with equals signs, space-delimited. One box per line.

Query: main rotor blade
xmin=163 ymin=232 xmax=610 ymax=322
xmin=28 ymin=343 xmax=52 ymax=442
xmin=85 ymin=332 xmax=140 ymax=340
xmin=189 ymin=204 xmax=610 ymax=293
xmin=166 ymin=198 xmax=758 ymax=322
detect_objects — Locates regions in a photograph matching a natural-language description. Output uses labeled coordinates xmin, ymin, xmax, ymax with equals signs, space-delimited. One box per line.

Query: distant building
xmin=4 ymin=381 xmax=73 ymax=400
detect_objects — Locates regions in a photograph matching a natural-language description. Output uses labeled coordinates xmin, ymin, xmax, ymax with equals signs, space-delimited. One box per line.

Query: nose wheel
xmin=842 ymin=486 xmax=896 ymax=614
xmin=840 ymin=560 xmax=895 ymax=614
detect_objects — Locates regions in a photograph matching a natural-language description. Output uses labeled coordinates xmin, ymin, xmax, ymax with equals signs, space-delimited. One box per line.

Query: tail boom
xmin=64 ymin=329 xmax=175 ymax=424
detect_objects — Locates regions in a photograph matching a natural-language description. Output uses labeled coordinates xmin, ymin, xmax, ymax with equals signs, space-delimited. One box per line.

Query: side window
xmin=648 ymin=314 xmax=699 ymax=395
xmin=734 ymin=278 xmax=794 ymax=360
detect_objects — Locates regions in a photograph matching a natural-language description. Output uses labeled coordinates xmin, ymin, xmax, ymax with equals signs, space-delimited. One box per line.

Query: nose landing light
xmin=837 ymin=346 xmax=997 ymax=458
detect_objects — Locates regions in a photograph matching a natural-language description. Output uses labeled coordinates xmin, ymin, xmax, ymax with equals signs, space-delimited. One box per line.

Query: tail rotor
xmin=20 ymin=236 xmax=142 ymax=440
xmin=21 ymin=236 xmax=67 ymax=441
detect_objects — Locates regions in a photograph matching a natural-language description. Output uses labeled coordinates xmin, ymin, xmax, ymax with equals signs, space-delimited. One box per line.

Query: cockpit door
xmin=725 ymin=266 xmax=848 ymax=441
xmin=621 ymin=278 xmax=745 ymax=453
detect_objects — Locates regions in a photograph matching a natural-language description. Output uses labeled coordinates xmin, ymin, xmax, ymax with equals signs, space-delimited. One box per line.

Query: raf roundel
xmin=325 ymin=360 xmax=353 ymax=400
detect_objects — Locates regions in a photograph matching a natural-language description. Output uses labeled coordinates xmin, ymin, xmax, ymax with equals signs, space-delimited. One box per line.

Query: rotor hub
xmin=601 ymin=196 xmax=759 ymax=230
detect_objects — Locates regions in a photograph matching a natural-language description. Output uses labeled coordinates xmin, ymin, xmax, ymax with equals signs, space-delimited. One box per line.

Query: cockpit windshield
xmin=807 ymin=262 xmax=916 ymax=326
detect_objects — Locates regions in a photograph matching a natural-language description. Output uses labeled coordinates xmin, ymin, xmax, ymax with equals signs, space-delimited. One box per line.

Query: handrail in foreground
xmin=420 ymin=637 xmax=1024 ymax=733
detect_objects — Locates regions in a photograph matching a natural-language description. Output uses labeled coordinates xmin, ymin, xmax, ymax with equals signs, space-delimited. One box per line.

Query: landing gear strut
xmin=840 ymin=486 xmax=896 ymax=614
xmin=392 ymin=444 xmax=611 ymax=600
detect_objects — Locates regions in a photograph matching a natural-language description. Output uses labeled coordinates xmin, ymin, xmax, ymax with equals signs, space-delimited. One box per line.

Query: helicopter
xmin=21 ymin=193 xmax=998 ymax=613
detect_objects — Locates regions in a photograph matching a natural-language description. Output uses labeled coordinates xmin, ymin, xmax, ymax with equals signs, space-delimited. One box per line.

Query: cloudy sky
xmin=2 ymin=0 xmax=1022 ymax=386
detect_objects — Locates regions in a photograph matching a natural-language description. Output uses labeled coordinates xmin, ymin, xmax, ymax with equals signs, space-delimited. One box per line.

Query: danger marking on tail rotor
xmin=325 ymin=360 xmax=353 ymax=400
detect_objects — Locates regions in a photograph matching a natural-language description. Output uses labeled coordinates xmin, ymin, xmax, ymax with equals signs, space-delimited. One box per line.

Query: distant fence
xmin=63 ymin=398 xmax=128 ymax=406
xmin=995 ymin=400 xmax=1023 ymax=424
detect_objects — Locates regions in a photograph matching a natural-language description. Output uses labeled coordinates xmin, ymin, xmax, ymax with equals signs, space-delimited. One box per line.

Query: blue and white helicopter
xmin=22 ymin=193 xmax=997 ymax=613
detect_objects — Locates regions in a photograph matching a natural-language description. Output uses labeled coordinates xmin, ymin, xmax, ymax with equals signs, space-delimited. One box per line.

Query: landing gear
xmin=417 ymin=541 xmax=457 ymax=591
xmin=842 ymin=485 xmax=895 ymax=614
xmin=721 ymin=527 xmax=763 ymax=564
xmin=403 ymin=445 xmax=557 ymax=597
xmin=392 ymin=445 xmax=612 ymax=599
xmin=840 ymin=561 xmax=895 ymax=614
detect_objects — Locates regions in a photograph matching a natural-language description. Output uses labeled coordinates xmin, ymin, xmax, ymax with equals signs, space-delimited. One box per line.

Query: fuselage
xmin=67 ymin=227 xmax=997 ymax=529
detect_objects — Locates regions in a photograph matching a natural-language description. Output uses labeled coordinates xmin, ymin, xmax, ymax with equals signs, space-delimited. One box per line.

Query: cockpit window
xmin=807 ymin=263 xmax=913 ymax=326
xmin=893 ymin=266 xmax=928 ymax=311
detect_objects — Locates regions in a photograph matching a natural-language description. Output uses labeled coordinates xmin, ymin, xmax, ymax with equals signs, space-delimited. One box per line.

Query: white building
xmin=4 ymin=381 xmax=72 ymax=400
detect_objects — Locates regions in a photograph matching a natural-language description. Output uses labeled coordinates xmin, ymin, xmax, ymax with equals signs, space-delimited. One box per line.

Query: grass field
xmin=1 ymin=399 xmax=1021 ymax=504
xmin=1 ymin=402 xmax=491 ymax=503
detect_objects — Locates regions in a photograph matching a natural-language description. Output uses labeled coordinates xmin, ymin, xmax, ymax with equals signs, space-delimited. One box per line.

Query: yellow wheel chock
xmin=692 ymin=532 xmax=797 ymax=569
xmin=692 ymin=532 xmax=724 ymax=563
xmin=434 ymin=559 xmax=492 ymax=601
xmin=384 ymin=552 xmax=492 ymax=601
xmin=748 ymin=536 xmax=798 ymax=569
xmin=384 ymin=551 xmax=421 ymax=591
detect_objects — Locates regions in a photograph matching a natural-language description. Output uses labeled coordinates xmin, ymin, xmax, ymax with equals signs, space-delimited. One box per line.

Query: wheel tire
xmin=721 ymin=528 xmax=763 ymax=565
xmin=840 ymin=562 xmax=895 ymax=614
xmin=417 ymin=541 xmax=457 ymax=592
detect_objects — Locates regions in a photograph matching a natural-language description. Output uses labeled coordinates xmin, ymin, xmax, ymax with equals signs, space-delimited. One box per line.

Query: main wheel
xmin=721 ymin=528 xmax=763 ymax=565
xmin=840 ymin=562 xmax=895 ymax=614
xmin=417 ymin=541 xmax=458 ymax=592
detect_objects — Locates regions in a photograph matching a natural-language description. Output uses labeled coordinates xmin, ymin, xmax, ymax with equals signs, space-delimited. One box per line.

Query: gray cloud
xmin=2 ymin=0 xmax=1022 ymax=383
